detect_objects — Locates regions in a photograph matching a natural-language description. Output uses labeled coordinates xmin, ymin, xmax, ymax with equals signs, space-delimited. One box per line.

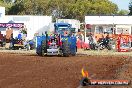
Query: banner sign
xmin=0 ymin=23 xmax=24 ymax=28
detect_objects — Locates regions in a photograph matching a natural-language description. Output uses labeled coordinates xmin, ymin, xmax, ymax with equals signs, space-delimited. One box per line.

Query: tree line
xmin=0 ymin=0 xmax=131 ymax=22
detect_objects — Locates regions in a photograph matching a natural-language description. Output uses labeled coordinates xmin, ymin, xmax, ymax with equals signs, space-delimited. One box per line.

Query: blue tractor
xmin=36 ymin=23 xmax=77 ymax=57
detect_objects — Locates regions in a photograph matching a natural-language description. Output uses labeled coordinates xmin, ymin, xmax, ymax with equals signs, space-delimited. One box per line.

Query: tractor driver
xmin=64 ymin=29 xmax=69 ymax=36
xmin=88 ymin=33 xmax=95 ymax=50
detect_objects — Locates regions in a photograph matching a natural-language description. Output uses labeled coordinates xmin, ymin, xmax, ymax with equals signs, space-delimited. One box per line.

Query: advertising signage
xmin=0 ymin=23 xmax=24 ymax=28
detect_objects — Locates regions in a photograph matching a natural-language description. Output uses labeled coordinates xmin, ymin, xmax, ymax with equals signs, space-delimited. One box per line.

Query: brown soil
xmin=0 ymin=52 xmax=131 ymax=88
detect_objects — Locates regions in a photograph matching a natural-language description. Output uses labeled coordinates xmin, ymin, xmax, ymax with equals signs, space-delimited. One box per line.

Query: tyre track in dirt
xmin=110 ymin=57 xmax=132 ymax=88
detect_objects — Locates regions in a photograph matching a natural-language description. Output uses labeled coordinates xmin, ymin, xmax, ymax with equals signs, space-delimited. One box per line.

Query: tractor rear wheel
xmin=37 ymin=52 xmax=42 ymax=56
xmin=71 ymin=46 xmax=77 ymax=56
xmin=41 ymin=40 xmax=47 ymax=56
xmin=62 ymin=41 xmax=70 ymax=57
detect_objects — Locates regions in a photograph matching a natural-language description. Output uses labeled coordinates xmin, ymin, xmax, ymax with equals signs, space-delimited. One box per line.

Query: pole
xmin=84 ymin=22 xmax=86 ymax=43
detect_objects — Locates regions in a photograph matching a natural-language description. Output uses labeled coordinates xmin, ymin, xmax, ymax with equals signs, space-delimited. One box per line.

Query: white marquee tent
xmin=85 ymin=16 xmax=132 ymax=25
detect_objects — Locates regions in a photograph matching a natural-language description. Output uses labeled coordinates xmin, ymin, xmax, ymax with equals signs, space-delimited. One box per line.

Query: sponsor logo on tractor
xmin=61 ymin=37 xmax=68 ymax=41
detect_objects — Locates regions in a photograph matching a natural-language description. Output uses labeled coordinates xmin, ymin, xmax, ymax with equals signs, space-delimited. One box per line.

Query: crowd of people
xmin=76 ymin=31 xmax=111 ymax=50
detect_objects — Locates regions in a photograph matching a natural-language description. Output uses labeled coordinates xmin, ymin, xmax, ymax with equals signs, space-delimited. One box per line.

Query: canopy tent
xmin=85 ymin=16 xmax=132 ymax=25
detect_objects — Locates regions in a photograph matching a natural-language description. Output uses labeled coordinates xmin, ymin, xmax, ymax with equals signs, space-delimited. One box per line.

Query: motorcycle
xmin=97 ymin=38 xmax=112 ymax=50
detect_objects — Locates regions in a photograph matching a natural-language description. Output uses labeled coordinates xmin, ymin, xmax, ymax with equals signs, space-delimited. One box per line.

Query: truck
xmin=36 ymin=22 xmax=77 ymax=56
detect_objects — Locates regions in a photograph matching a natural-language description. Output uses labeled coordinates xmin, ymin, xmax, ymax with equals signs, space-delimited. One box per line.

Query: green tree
xmin=0 ymin=0 xmax=12 ymax=15
xmin=4 ymin=0 xmax=13 ymax=3
xmin=118 ymin=9 xmax=129 ymax=15
xmin=7 ymin=0 xmax=24 ymax=15
xmin=129 ymin=0 xmax=132 ymax=15
xmin=6 ymin=0 xmax=119 ymax=22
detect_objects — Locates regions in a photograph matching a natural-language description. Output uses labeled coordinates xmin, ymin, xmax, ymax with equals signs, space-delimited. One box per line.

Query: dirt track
xmin=0 ymin=52 xmax=131 ymax=88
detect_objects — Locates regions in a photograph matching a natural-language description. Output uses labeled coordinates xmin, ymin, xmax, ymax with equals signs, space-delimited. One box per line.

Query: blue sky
xmin=110 ymin=0 xmax=130 ymax=10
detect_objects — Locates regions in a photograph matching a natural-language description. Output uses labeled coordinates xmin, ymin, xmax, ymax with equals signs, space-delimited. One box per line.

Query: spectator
xmin=98 ymin=34 xmax=104 ymax=43
xmin=78 ymin=33 xmax=84 ymax=48
xmin=29 ymin=40 xmax=34 ymax=50
xmin=88 ymin=34 xmax=95 ymax=50
xmin=104 ymin=33 xmax=110 ymax=46
xmin=71 ymin=32 xmax=76 ymax=37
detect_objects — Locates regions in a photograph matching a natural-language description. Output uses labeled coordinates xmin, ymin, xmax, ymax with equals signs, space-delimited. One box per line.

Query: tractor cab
xmin=54 ymin=23 xmax=72 ymax=36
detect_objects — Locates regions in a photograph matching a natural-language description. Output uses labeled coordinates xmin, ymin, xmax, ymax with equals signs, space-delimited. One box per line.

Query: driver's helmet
xmin=64 ymin=30 xmax=69 ymax=36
